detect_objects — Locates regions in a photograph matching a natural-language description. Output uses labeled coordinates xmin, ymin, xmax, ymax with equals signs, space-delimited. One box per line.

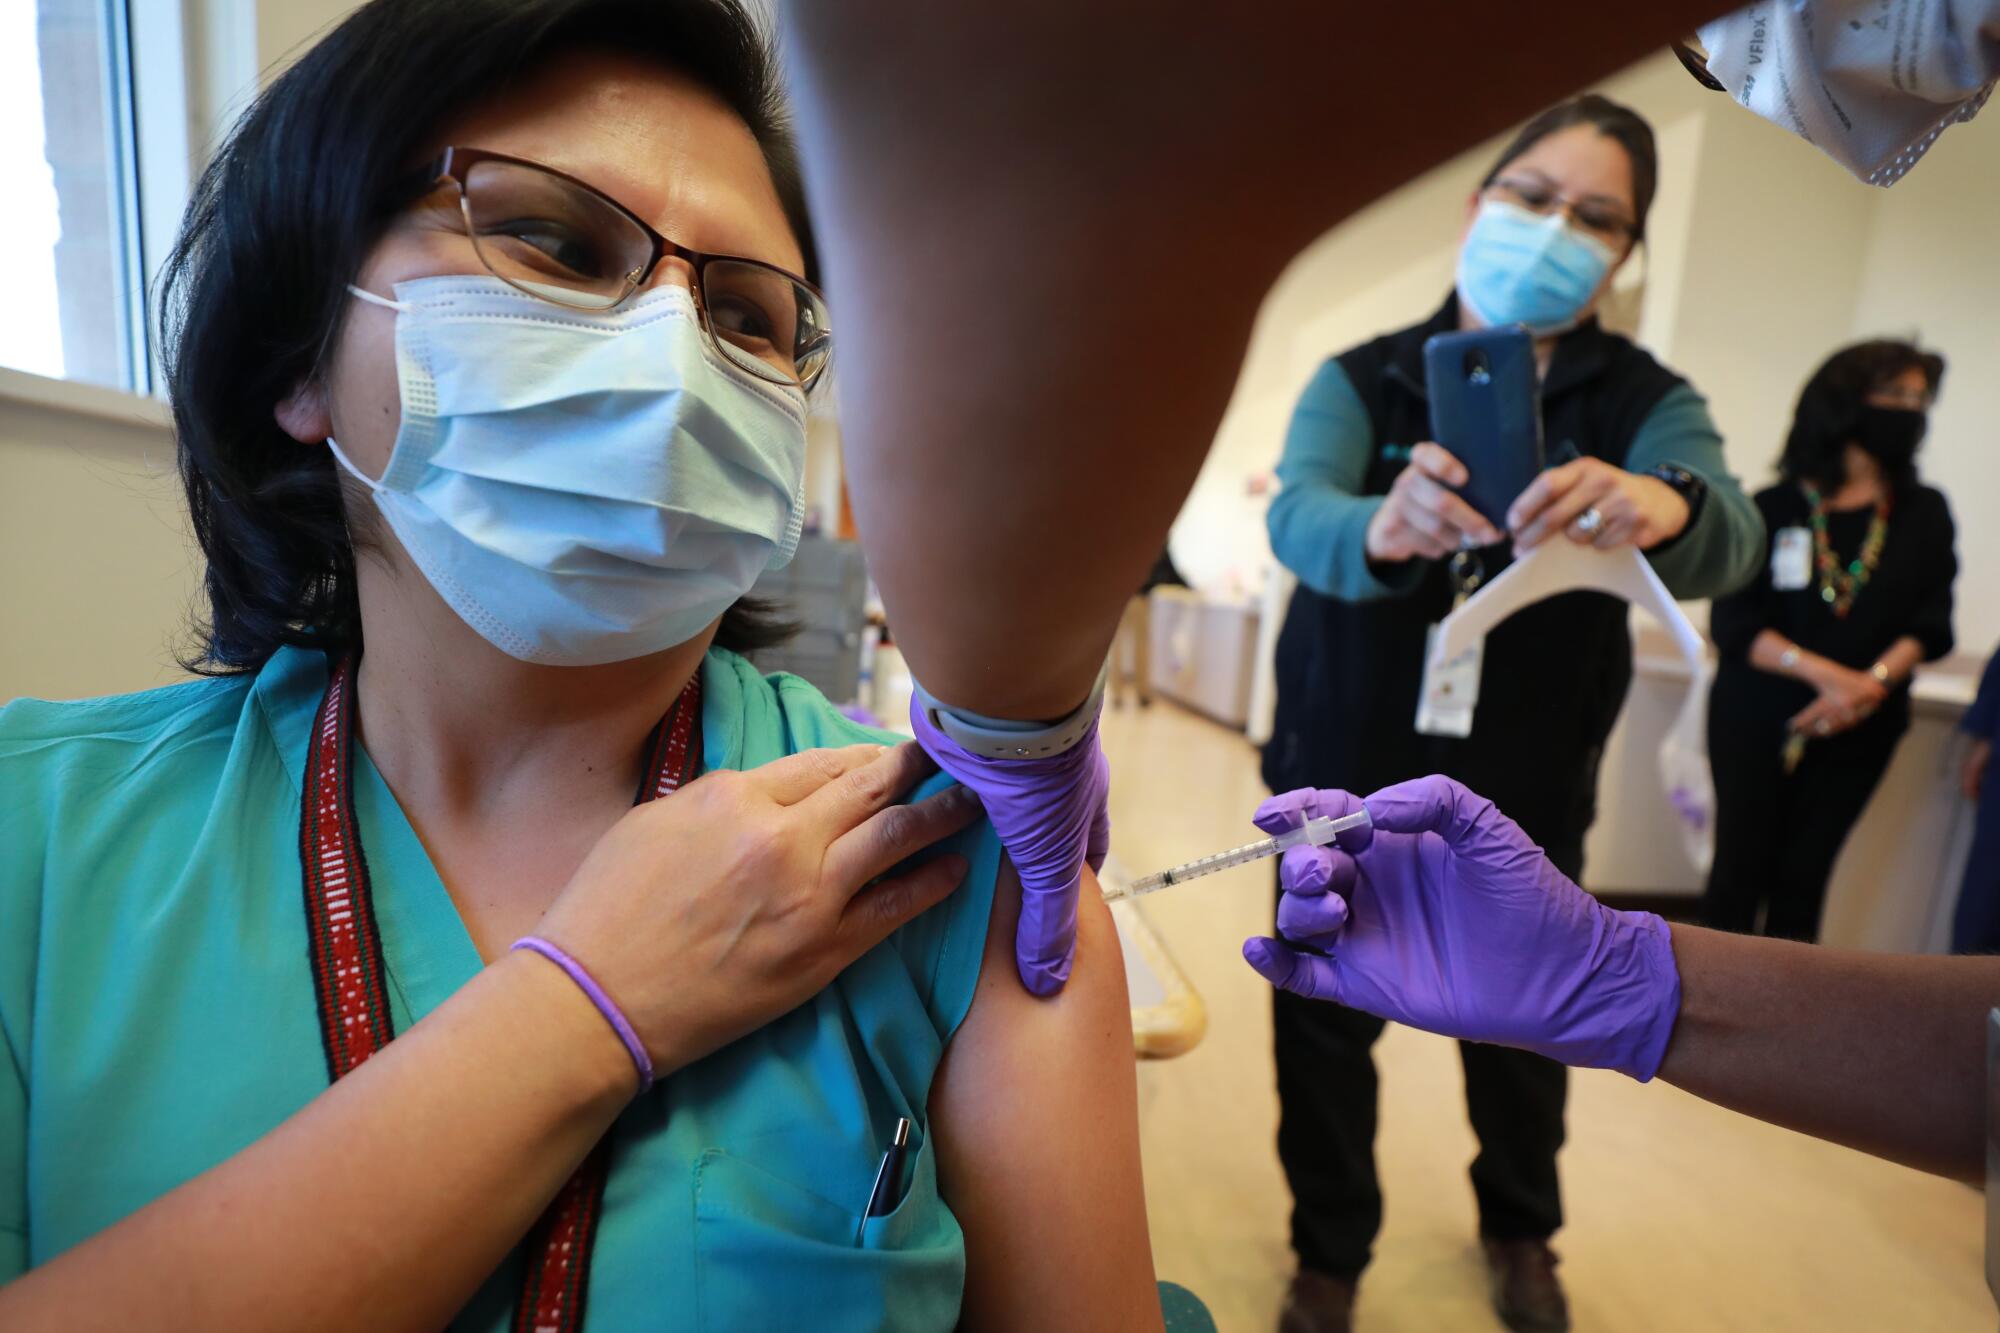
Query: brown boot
xmin=1482 ymin=1238 xmax=1570 ymax=1333
xmin=1278 ymin=1269 xmax=1356 ymax=1333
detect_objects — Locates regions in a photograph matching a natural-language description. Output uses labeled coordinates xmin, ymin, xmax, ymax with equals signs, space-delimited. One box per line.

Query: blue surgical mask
xmin=329 ymin=275 xmax=808 ymax=667
xmin=1456 ymin=200 xmax=1616 ymax=336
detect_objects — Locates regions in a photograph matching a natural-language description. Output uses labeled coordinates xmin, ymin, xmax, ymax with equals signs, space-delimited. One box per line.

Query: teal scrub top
xmin=0 ymin=645 xmax=1002 ymax=1330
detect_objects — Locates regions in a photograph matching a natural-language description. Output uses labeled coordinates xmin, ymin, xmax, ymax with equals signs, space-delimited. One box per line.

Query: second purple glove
xmin=1242 ymin=776 xmax=1682 ymax=1081
xmin=909 ymin=703 xmax=1110 ymax=996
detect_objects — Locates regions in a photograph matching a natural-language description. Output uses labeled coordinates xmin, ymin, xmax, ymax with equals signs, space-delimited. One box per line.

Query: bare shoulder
xmin=930 ymin=862 xmax=1159 ymax=1331
xmin=957 ymin=859 xmax=1130 ymax=1050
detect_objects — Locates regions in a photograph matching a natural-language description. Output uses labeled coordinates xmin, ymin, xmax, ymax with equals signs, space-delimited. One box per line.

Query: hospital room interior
xmin=3 ymin=2 xmax=1999 ymax=1331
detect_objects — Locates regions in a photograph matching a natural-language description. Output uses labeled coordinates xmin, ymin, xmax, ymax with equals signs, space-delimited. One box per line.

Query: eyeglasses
xmin=1483 ymin=176 xmax=1637 ymax=248
xmin=394 ymin=147 xmax=832 ymax=391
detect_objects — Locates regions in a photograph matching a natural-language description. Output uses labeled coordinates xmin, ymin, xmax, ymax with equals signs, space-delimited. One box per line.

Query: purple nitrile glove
xmin=1241 ymin=776 xmax=1682 ymax=1081
xmin=908 ymin=704 xmax=1110 ymax=996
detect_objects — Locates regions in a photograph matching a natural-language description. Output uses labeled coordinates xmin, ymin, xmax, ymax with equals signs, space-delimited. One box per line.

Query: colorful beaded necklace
xmin=1800 ymin=481 xmax=1890 ymax=618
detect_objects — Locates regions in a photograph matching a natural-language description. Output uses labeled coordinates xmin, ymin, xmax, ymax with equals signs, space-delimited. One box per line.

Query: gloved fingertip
xmin=1279 ymin=844 xmax=1337 ymax=893
xmin=1016 ymin=948 xmax=1074 ymax=996
xmin=1241 ymin=936 xmax=1286 ymax=980
xmin=1252 ymin=789 xmax=1312 ymax=836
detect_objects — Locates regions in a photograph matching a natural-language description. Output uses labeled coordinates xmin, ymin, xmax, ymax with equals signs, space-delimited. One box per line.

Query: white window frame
xmin=2 ymin=0 xmax=263 ymax=416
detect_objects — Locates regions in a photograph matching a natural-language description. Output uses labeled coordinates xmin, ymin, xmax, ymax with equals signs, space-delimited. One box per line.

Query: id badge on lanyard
xmin=1415 ymin=549 xmax=1485 ymax=738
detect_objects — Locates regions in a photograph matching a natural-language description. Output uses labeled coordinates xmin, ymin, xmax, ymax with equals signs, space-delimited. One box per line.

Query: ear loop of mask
xmin=325 ymin=436 xmax=383 ymax=493
xmin=324 ymin=285 xmax=408 ymax=491
xmin=347 ymin=283 xmax=411 ymax=313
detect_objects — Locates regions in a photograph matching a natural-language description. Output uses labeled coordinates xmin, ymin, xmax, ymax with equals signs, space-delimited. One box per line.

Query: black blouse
xmin=1710 ymin=481 xmax=1957 ymax=740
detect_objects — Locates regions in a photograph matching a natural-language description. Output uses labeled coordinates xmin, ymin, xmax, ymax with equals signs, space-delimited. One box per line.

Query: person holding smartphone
xmin=1261 ymin=94 xmax=1764 ymax=1333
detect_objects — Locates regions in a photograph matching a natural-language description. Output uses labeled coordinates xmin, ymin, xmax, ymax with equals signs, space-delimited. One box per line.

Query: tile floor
xmin=1103 ymin=698 xmax=1989 ymax=1332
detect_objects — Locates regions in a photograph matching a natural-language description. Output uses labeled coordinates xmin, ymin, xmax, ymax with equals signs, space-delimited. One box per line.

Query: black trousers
xmin=1705 ymin=719 xmax=1899 ymax=942
xmin=1270 ymin=848 xmax=1573 ymax=1281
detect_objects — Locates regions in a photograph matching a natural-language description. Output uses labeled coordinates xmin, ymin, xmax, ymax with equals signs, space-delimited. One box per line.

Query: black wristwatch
xmin=1646 ymin=463 xmax=1709 ymax=530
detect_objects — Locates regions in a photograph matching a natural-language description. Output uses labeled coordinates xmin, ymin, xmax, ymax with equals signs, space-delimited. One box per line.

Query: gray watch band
xmin=913 ymin=664 xmax=1108 ymax=760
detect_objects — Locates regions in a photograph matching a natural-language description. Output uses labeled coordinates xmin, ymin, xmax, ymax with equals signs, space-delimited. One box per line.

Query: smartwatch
xmin=912 ymin=665 xmax=1108 ymax=760
xmin=1647 ymin=463 xmax=1709 ymax=530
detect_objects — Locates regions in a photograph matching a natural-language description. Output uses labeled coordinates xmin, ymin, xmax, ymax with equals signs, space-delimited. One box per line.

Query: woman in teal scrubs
xmin=0 ymin=1 xmax=1158 ymax=1327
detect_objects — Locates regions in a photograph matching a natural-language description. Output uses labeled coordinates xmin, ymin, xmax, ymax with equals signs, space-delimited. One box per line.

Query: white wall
xmin=1846 ymin=123 xmax=2000 ymax=656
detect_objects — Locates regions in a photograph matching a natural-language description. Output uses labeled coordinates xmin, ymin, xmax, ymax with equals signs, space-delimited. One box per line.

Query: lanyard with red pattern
xmin=299 ymin=653 xmax=702 ymax=1332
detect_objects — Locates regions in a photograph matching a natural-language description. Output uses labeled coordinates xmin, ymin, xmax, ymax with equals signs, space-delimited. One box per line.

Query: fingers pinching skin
xmin=1242 ymin=937 xmax=1343 ymax=1002
xmin=1016 ymin=878 xmax=1080 ymax=995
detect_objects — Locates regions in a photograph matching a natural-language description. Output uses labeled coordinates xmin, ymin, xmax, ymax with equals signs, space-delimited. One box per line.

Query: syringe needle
xmin=1103 ymin=808 xmax=1370 ymax=902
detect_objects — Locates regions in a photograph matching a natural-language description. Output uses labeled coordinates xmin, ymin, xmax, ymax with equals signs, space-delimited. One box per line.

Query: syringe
xmin=1103 ymin=808 xmax=1372 ymax=902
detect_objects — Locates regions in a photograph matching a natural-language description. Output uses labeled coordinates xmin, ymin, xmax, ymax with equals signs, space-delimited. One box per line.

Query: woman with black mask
xmin=1705 ymin=341 xmax=1957 ymax=942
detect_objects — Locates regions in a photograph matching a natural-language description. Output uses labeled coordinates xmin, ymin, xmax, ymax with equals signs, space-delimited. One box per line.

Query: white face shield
xmin=1691 ymin=0 xmax=1998 ymax=186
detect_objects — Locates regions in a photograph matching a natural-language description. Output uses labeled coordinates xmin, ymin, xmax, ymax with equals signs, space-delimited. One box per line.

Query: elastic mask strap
xmin=325 ymin=436 xmax=383 ymax=493
xmin=346 ymin=283 xmax=411 ymax=313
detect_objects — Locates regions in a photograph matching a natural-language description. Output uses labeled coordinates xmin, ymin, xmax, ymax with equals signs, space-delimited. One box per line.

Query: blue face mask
xmin=329 ymin=275 xmax=808 ymax=667
xmin=1455 ymin=200 xmax=1617 ymax=336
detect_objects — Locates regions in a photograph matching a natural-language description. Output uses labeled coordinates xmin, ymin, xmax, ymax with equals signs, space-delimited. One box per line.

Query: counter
xmin=1584 ymin=621 xmax=1980 ymax=953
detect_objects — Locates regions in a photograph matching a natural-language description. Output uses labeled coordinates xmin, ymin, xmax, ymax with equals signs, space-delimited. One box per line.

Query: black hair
xmin=160 ymin=0 xmax=806 ymax=674
xmin=1778 ymin=339 xmax=1946 ymax=490
xmin=1480 ymin=93 xmax=1659 ymax=243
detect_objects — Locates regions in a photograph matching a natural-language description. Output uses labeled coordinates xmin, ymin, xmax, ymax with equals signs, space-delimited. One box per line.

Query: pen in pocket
xmin=855 ymin=1117 xmax=912 ymax=1245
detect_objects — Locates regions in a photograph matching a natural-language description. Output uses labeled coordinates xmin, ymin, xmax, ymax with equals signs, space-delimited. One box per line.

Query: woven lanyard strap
xmin=298 ymin=654 xmax=704 ymax=1333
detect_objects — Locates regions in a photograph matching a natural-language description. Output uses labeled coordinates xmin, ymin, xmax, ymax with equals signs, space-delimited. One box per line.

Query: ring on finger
xmin=1573 ymin=507 xmax=1605 ymax=536
xmin=1814 ymin=718 xmax=1832 ymax=736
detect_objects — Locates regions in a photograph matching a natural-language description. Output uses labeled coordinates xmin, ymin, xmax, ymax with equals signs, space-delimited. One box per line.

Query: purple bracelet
xmin=511 ymin=935 xmax=655 ymax=1094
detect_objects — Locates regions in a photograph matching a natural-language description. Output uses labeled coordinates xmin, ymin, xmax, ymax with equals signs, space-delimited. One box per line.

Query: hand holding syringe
xmin=1103 ymin=808 xmax=1372 ymax=902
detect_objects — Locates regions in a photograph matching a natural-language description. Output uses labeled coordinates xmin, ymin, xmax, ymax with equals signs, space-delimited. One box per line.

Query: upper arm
xmin=929 ymin=862 xmax=1159 ymax=1333
xmin=1267 ymin=362 xmax=1418 ymax=601
xmin=778 ymin=1 xmax=1727 ymax=719
xmin=1273 ymin=362 xmax=1373 ymax=496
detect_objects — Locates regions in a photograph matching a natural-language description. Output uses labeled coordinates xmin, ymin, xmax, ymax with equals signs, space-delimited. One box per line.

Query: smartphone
xmin=1422 ymin=326 xmax=1544 ymax=530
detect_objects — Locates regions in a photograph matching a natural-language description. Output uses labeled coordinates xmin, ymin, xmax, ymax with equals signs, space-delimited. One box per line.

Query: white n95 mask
xmin=1697 ymin=0 xmax=1998 ymax=186
xmin=329 ymin=275 xmax=808 ymax=667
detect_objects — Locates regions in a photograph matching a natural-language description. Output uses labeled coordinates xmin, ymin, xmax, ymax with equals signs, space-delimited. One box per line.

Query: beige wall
xmin=0 ymin=393 xmax=196 ymax=702
xmin=1 ymin=0 xmax=365 ymax=705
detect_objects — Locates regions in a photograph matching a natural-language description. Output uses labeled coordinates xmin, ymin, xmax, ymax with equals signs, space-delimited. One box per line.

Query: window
xmin=1 ymin=0 xmax=149 ymax=392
